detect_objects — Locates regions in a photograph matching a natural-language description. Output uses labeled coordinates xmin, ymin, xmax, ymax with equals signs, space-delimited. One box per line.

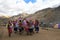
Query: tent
xmin=54 ymin=24 xmax=60 ymax=29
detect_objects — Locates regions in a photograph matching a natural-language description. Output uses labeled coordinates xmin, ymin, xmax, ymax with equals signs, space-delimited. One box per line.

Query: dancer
xmin=34 ymin=19 xmax=39 ymax=33
xmin=7 ymin=21 xmax=13 ymax=37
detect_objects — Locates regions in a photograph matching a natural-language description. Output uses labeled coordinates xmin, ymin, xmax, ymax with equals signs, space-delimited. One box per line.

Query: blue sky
xmin=24 ymin=0 xmax=31 ymax=3
xmin=0 ymin=0 xmax=60 ymax=16
xmin=24 ymin=0 xmax=36 ymax=3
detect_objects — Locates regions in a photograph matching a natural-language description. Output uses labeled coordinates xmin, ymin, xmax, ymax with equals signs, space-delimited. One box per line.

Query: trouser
xmin=19 ymin=27 xmax=24 ymax=32
xmin=14 ymin=27 xmax=18 ymax=32
xmin=35 ymin=27 xmax=39 ymax=32
xmin=9 ymin=33 xmax=12 ymax=37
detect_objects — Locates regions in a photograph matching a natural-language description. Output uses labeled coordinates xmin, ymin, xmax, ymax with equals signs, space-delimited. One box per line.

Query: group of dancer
xmin=7 ymin=17 xmax=39 ymax=37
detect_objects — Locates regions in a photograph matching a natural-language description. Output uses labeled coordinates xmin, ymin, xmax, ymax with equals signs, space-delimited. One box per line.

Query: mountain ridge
xmin=27 ymin=6 xmax=60 ymax=24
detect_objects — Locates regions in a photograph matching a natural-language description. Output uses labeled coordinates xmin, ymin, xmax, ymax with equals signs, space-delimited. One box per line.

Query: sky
xmin=0 ymin=0 xmax=60 ymax=16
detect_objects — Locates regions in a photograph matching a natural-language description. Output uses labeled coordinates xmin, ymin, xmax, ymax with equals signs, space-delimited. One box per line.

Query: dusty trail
xmin=0 ymin=27 xmax=60 ymax=40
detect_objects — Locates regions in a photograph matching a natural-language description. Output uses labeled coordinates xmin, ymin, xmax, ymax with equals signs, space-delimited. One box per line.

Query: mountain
xmin=10 ymin=13 xmax=30 ymax=20
xmin=0 ymin=14 xmax=10 ymax=26
xmin=1 ymin=6 xmax=60 ymax=26
xmin=0 ymin=13 xmax=30 ymax=26
xmin=0 ymin=17 xmax=9 ymax=26
xmin=27 ymin=6 xmax=60 ymax=24
xmin=0 ymin=14 xmax=10 ymax=18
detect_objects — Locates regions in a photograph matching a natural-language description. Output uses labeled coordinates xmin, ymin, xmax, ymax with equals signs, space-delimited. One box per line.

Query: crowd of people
xmin=7 ymin=17 xmax=39 ymax=37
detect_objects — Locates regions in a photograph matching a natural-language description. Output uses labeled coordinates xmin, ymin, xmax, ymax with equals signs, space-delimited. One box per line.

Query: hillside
xmin=9 ymin=6 xmax=60 ymax=24
xmin=27 ymin=6 xmax=60 ymax=24
xmin=0 ymin=13 xmax=30 ymax=26
xmin=0 ymin=14 xmax=10 ymax=18
xmin=10 ymin=13 xmax=30 ymax=20
xmin=0 ymin=17 xmax=9 ymax=26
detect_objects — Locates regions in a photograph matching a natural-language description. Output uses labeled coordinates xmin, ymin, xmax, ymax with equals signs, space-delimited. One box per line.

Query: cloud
xmin=0 ymin=0 xmax=60 ymax=16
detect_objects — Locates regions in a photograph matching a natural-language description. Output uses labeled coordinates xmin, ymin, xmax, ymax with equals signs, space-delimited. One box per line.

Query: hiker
xmin=34 ymin=19 xmax=39 ymax=33
xmin=24 ymin=20 xmax=30 ymax=35
xmin=13 ymin=21 xmax=18 ymax=33
xmin=28 ymin=20 xmax=34 ymax=35
xmin=22 ymin=19 xmax=27 ymax=28
xmin=22 ymin=19 xmax=28 ymax=32
xmin=14 ymin=20 xmax=19 ymax=33
xmin=7 ymin=21 xmax=13 ymax=37
xmin=18 ymin=20 xmax=24 ymax=34
xmin=31 ymin=20 xmax=35 ymax=33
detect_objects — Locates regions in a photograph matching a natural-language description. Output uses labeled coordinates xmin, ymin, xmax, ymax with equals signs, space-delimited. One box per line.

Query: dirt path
xmin=0 ymin=27 xmax=60 ymax=40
